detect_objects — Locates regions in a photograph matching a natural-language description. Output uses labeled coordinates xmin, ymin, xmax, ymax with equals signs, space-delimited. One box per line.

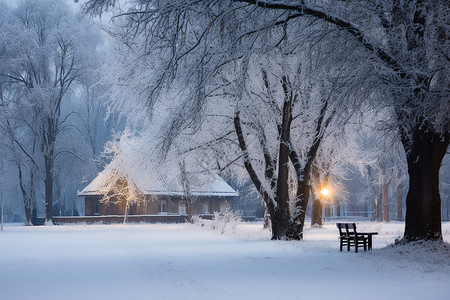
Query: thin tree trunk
xmin=310 ymin=166 xmax=322 ymax=227
xmin=373 ymin=199 xmax=377 ymax=221
xmin=44 ymin=117 xmax=56 ymax=225
xmin=383 ymin=182 xmax=389 ymax=222
xmin=311 ymin=195 xmax=323 ymax=227
xmin=187 ymin=200 xmax=193 ymax=223
xmin=18 ymin=164 xmax=33 ymax=225
xmin=44 ymin=155 xmax=53 ymax=225
xmin=233 ymin=111 xmax=278 ymax=238
xmin=263 ymin=206 xmax=270 ymax=229
xmin=324 ymin=204 xmax=330 ymax=217
xmin=397 ymin=182 xmax=403 ymax=221
xmin=378 ymin=194 xmax=383 ymax=221
xmin=374 ymin=195 xmax=382 ymax=221
xmin=123 ymin=200 xmax=129 ymax=224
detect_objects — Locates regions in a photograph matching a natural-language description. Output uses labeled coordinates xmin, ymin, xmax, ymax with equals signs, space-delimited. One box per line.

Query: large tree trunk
xmin=383 ymin=182 xmax=389 ymax=222
xmin=271 ymin=207 xmax=291 ymax=240
xmin=403 ymin=126 xmax=449 ymax=241
xmin=286 ymin=181 xmax=310 ymax=240
xmin=272 ymin=89 xmax=293 ymax=240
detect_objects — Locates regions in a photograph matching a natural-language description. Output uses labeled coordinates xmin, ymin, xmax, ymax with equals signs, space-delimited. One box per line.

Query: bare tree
xmin=83 ymin=0 xmax=370 ymax=240
xmin=179 ymin=160 xmax=197 ymax=223
xmin=231 ymin=0 xmax=450 ymax=242
xmin=218 ymin=54 xmax=340 ymax=240
xmin=1 ymin=0 xmax=102 ymax=224
xmin=83 ymin=0 xmax=449 ymax=241
xmin=96 ymin=133 xmax=146 ymax=223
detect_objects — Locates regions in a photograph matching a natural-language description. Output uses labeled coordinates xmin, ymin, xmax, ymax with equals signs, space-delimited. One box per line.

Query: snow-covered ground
xmin=0 ymin=221 xmax=449 ymax=300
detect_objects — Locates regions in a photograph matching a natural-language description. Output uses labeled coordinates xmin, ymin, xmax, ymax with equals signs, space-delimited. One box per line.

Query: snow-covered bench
xmin=336 ymin=223 xmax=378 ymax=252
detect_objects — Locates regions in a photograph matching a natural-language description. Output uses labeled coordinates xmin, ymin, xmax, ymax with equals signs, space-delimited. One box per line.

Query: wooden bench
xmin=336 ymin=223 xmax=378 ymax=253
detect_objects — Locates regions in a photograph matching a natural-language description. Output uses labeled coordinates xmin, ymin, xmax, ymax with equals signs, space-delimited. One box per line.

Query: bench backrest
xmin=336 ymin=223 xmax=358 ymax=236
xmin=345 ymin=223 xmax=358 ymax=236
xmin=336 ymin=223 xmax=347 ymax=236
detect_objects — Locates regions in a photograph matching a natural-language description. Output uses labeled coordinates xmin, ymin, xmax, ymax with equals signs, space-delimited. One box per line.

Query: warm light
xmin=320 ymin=188 xmax=330 ymax=197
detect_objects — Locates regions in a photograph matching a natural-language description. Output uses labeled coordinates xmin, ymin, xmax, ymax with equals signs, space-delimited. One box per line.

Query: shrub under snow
xmin=192 ymin=205 xmax=241 ymax=235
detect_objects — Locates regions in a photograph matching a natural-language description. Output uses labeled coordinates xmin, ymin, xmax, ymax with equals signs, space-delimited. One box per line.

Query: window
xmin=158 ymin=200 xmax=167 ymax=214
xmin=94 ymin=199 xmax=100 ymax=216
xmin=220 ymin=201 xmax=228 ymax=213
xmin=178 ymin=202 xmax=187 ymax=215
xmin=202 ymin=203 xmax=209 ymax=214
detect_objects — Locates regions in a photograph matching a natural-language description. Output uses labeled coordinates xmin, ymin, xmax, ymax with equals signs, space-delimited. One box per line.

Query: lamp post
xmin=321 ymin=187 xmax=332 ymax=218
xmin=312 ymin=186 xmax=332 ymax=227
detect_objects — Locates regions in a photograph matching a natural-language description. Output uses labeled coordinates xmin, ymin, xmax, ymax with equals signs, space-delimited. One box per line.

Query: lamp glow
xmin=320 ymin=188 xmax=330 ymax=197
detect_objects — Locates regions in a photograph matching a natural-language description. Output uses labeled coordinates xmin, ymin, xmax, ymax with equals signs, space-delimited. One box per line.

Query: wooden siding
xmin=52 ymin=215 xmax=188 ymax=224
xmin=85 ymin=195 xmax=235 ymax=216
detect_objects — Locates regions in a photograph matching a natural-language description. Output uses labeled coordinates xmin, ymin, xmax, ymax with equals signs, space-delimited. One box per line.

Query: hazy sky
xmin=3 ymin=0 xmax=84 ymax=11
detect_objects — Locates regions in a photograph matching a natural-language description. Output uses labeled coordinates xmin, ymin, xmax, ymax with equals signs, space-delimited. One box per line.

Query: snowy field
xmin=0 ymin=221 xmax=449 ymax=300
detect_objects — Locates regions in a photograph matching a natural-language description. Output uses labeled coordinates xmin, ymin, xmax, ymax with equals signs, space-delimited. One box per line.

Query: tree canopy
xmin=83 ymin=0 xmax=449 ymax=241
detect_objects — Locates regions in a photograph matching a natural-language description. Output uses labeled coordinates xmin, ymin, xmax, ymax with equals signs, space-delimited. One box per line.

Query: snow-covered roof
xmin=78 ymin=158 xmax=238 ymax=198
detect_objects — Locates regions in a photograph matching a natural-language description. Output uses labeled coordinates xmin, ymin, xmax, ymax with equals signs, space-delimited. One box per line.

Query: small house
xmin=78 ymin=158 xmax=238 ymax=217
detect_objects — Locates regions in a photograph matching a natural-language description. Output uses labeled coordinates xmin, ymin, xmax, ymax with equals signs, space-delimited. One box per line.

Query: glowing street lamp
xmin=312 ymin=185 xmax=332 ymax=227
xmin=320 ymin=188 xmax=330 ymax=198
xmin=319 ymin=186 xmax=333 ymax=218
xmin=320 ymin=187 xmax=332 ymax=203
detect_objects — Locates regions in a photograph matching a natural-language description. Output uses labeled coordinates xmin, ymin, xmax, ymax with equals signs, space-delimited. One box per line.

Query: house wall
xmin=191 ymin=196 xmax=234 ymax=214
xmin=85 ymin=196 xmax=101 ymax=216
xmin=84 ymin=196 xmax=132 ymax=216
xmin=85 ymin=195 xmax=236 ymax=216
xmin=100 ymin=198 xmax=125 ymax=215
